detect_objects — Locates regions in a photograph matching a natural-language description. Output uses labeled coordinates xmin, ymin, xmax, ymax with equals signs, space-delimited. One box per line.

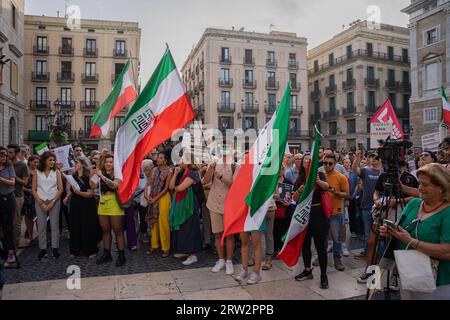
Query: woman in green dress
xmin=380 ymin=163 xmax=450 ymax=299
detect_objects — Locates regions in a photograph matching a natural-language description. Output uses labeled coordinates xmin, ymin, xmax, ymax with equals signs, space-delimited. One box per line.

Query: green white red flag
xmin=277 ymin=124 xmax=321 ymax=267
xmin=222 ymin=85 xmax=291 ymax=242
xmin=440 ymin=87 xmax=450 ymax=140
xmin=89 ymin=58 xmax=138 ymax=137
xmin=114 ymin=48 xmax=194 ymax=203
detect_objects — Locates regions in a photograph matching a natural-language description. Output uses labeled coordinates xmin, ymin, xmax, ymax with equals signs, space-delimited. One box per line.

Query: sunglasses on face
xmin=323 ymin=162 xmax=335 ymax=166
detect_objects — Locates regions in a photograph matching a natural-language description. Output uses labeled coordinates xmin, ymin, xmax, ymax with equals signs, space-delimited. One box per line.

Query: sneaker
xmin=211 ymin=259 xmax=225 ymax=273
xmin=295 ymin=269 xmax=314 ymax=281
xmin=351 ymin=232 xmax=358 ymax=238
xmin=354 ymin=251 xmax=367 ymax=260
xmin=37 ymin=249 xmax=47 ymax=261
xmin=234 ymin=269 xmax=249 ymax=281
xmin=334 ymin=260 xmax=345 ymax=271
xmin=130 ymin=246 xmax=138 ymax=251
xmin=312 ymin=258 xmax=320 ymax=267
xmin=52 ymin=249 xmax=60 ymax=259
xmin=174 ymin=253 xmax=189 ymax=259
xmin=182 ymin=255 xmax=198 ymax=266
xmin=389 ymin=274 xmax=400 ymax=292
xmin=247 ymin=272 xmax=262 ymax=285
xmin=357 ymin=272 xmax=371 ymax=284
xmin=225 ymin=261 xmax=234 ymax=275
xmin=327 ymin=242 xmax=333 ymax=253
xmin=342 ymin=244 xmax=350 ymax=257
xmin=320 ymin=274 xmax=329 ymax=289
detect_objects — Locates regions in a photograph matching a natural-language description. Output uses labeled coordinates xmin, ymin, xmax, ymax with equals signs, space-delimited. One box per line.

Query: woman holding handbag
xmin=293 ymin=154 xmax=331 ymax=289
xmin=90 ymin=154 xmax=126 ymax=267
xmin=380 ymin=163 xmax=450 ymax=300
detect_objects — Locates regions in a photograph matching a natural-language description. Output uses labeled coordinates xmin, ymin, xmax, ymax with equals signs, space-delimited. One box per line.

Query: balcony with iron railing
xmin=217 ymin=103 xmax=236 ymax=113
xmin=81 ymin=73 xmax=99 ymax=84
xmin=265 ymin=104 xmax=277 ymax=114
xmin=266 ymin=80 xmax=279 ymax=90
xmin=219 ymin=55 xmax=232 ymax=64
xmin=54 ymin=100 xmax=76 ymax=111
xmin=266 ymin=59 xmax=277 ymax=67
xmin=80 ymin=101 xmax=99 ymax=111
xmin=33 ymin=46 xmax=49 ymax=55
xmin=198 ymin=80 xmax=204 ymax=91
xmin=243 ymin=57 xmax=255 ymax=66
xmin=385 ymin=80 xmax=398 ymax=91
xmin=290 ymin=106 xmax=303 ymax=115
xmin=241 ymin=103 xmax=259 ymax=114
xmin=83 ymin=48 xmax=98 ymax=57
xmin=30 ymin=100 xmax=51 ymax=111
xmin=113 ymin=49 xmax=128 ymax=58
xmin=243 ymin=79 xmax=257 ymax=89
xmin=343 ymin=106 xmax=356 ymax=117
xmin=310 ymin=113 xmax=321 ymax=123
xmin=364 ymin=78 xmax=380 ymax=89
xmin=28 ymin=130 xmax=51 ymax=141
xmin=398 ymin=82 xmax=411 ymax=93
xmin=342 ymin=79 xmax=356 ymax=91
xmin=308 ymin=49 xmax=410 ymax=75
xmin=195 ymin=65 xmax=199 ymax=75
xmin=59 ymin=46 xmax=74 ymax=56
xmin=32 ymin=72 xmax=50 ymax=82
xmin=325 ymin=84 xmax=337 ymax=95
xmin=218 ymin=78 xmax=233 ymax=87
xmin=200 ymin=59 xmax=204 ymax=69
xmin=57 ymin=72 xmax=75 ymax=83
xmin=110 ymin=130 xmax=117 ymax=141
xmin=394 ymin=107 xmax=410 ymax=118
xmin=288 ymin=60 xmax=299 ymax=69
xmin=310 ymin=89 xmax=321 ymax=99
xmin=323 ymin=109 xmax=340 ymax=120
xmin=288 ymin=130 xmax=310 ymax=138
xmin=291 ymin=82 xmax=301 ymax=92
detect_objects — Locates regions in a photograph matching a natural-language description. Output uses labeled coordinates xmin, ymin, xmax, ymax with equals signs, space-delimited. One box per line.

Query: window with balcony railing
xmin=347 ymin=119 xmax=356 ymax=134
xmin=329 ymin=122 xmax=337 ymax=135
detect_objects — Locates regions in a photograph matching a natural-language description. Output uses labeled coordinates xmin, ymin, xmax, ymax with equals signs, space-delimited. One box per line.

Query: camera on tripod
xmin=377 ymin=137 xmax=413 ymax=183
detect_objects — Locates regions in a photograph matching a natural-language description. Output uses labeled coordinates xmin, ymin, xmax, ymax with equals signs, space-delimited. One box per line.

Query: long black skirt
xmin=69 ymin=198 xmax=99 ymax=256
xmin=171 ymin=212 xmax=202 ymax=255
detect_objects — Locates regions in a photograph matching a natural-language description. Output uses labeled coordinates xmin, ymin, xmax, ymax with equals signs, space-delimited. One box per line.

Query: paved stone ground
xmin=4 ymin=230 xmax=365 ymax=285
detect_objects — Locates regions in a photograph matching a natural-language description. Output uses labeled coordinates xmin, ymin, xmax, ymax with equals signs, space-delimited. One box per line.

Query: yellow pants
xmin=151 ymin=192 xmax=171 ymax=251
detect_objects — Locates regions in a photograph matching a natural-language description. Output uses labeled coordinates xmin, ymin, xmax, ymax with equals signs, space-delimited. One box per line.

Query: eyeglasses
xmin=323 ymin=162 xmax=335 ymax=166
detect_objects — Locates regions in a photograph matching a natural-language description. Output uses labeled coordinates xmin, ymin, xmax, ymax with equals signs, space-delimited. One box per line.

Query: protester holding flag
xmin=169 ymin=156 xmax=202 ymax=266
xmin=292 ymin=152 xmax=330 ymax=288
xmin=91 ymin=154 xmax=126 ymax=267
xmin=64 ymin=157 xmax=98 ymax=259
xmin=32 ymin=151 xmax=63 ymax=260
xmin=203 ymin=145 xmax=237 ymax=276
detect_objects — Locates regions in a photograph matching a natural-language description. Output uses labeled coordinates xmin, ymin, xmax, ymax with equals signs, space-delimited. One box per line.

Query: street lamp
xmin=45 ymin=101 xmax=73 ymax=147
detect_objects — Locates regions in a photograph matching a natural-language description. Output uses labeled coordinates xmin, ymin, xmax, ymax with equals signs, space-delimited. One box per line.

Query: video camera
xmin=377 ymin=137 xmax=413 ymax=192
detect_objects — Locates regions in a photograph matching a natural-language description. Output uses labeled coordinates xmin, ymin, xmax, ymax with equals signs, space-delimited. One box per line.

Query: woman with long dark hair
xmin=293 ymin=153 xmax=331 ymax=289
xmin=32 ymin=151 xmax=63 ymax=260
xmin=90 ymin=154 xmax=126 ymax=267
xmin=22 ymin=155 xmax=40 ymax=246
xmin=64 ymin=157 xmax=98 ymax=259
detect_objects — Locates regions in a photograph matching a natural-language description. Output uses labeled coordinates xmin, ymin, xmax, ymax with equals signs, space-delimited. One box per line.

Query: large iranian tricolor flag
xmin=114 ymin=48 xmax=194 ymax=203
xmin=440 ymin=86 xmax=450 ymax=140
xmin=89 ymin=58 xmax=138 ymax=137
xmin=277 ymin=124 xmax=321 ymax=267
xmin=222 ymin=85 xmax=291 ymax=242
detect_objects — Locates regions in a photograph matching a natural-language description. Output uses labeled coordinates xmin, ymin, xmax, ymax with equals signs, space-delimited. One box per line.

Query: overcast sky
xmin=25 ymin=0 xmax=411 ymax=82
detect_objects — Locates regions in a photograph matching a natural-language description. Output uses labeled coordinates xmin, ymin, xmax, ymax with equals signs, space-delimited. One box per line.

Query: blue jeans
xmin=329 ymin=215 xmax=344 ymax=261
xmin=362 ymin=209 xmax=372 ymax=253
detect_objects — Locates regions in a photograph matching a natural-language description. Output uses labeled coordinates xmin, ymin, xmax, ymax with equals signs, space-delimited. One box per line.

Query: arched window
xmin=9 ymin=117 xmax=17 ymax=144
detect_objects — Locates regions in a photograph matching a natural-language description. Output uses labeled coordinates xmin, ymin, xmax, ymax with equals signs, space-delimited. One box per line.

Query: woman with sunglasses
xmin=380 ymin=163 xmax=450 ymax=299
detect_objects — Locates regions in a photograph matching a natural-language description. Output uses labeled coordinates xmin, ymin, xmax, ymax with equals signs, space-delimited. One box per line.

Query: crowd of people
xmin=0 ymin=136 xmax=450 ymax=299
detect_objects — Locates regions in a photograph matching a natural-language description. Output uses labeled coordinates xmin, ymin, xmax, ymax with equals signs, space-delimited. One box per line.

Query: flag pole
xmin=128 ymin=49 xmax=139 ymax=95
